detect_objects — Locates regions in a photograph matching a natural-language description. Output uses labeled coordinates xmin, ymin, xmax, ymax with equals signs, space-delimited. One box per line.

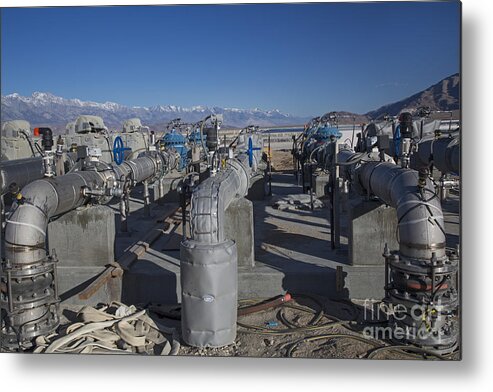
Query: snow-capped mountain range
xmin=1 ymin=92 xmax=311 ymax=130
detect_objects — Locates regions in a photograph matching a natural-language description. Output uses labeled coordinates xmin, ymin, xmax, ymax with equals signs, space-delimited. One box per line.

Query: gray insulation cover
xmin=180 ymin=239 xmax=238 ymax=347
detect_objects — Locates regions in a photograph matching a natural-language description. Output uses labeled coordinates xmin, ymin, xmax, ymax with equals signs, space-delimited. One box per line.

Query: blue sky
xmin=1 ymin=2 xmax=460 ymax=117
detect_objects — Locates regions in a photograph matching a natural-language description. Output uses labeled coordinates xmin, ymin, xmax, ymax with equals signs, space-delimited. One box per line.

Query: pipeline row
xmin=291 ymin=111 xmax=460 ymax=353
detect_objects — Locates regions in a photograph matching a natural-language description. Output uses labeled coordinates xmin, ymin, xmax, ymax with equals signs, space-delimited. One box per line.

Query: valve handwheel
xmin=113 ymin=136 xmax=131 ymax=165
xmin=247 ymin=137 xmax=261 ymax=167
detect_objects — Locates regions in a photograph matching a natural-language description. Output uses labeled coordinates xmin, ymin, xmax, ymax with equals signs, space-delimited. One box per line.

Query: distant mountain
xmin=366 ymin=73 xmax=460 ymax=119
xmin=329 ymin=111 xmax=370 ymax=124
xmin=1 ymin=92 xmax=311 ymax=131
xmin=1 ymin=73 xmax=460 ymax=132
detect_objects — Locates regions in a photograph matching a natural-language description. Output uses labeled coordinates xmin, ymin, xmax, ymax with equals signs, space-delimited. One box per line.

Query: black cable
xmin=34 ymin=142 xmax=45 ymax=157
xmin=365 ymin=344 xmax=450 ymax=360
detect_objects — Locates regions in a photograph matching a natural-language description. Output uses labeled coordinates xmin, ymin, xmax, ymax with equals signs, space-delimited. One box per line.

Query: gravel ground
xmin=270 ymin=149 xmax=295 ymax=172
xmin=138 ymin=296 xmax=460 ymax=360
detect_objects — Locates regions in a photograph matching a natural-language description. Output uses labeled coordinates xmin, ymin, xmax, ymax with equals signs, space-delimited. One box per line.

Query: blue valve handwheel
xmin=247 ymin=137 xmax=261 ymax=167
xmin=113 ymin=136 xmax=131 ymax=165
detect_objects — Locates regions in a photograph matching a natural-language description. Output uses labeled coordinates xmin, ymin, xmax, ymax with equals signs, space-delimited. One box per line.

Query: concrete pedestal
xmin=47 ymin=205 xmax=118 ymax=305
xmin=224 ymin=197 xmax=255 ymax=268
xmin=348 ymin=199 xmax=398 ymax=266
xmin=246 ymin=173 xmax=266 ymax=201
xmin=313 ymin=174 xmax=329 ymax=198
xmin=48 ymin=205 xmax=115 ymax=267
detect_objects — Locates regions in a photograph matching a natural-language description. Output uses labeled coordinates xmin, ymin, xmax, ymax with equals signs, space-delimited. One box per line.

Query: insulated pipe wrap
xmin=180 ymin=239 xmax=237 ymax=347
xmin=190 ymin=167 xmax=241 ymax=243
xmin=432 ymin=138 xmax=460 ymax=175
xmin=358 ymin=162 xmax=446 ymax=260
xmin=4 ymin=171 xmax=106 ymax=265
xmin=227 ymin=156 xmax=250 ymax=196
xmin=181 ymin=151 xmax=255 ymax=348
xmin=337 ymin=148 xmax=356 ymax=164
xmin=114 ymin=155 xmax=158 ymax=183
xmin=189 ymin=153 xmax=251 ymax=244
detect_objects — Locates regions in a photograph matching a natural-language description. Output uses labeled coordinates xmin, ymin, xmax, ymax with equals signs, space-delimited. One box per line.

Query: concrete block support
xmin=313 ymin=173 xmax=329 ymax=198
xmin=48 ymin=205 xmax=116 ymax=267
xmin=348 ymin=199 xmax=399 ymax=266
xmin=47 ymin=205 xmax=118 ymax=305
xmin=224 ymin=197 xmax=255 ymax=268
xmin=246 ymin=173 xmax=266 ymax=201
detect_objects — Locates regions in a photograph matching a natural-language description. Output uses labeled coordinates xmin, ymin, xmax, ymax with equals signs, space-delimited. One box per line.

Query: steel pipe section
xmin=3 ymin=171 xmax=110 ymax=265
xmin=356 ymin=161 xmax=458 ymax=352
xmin=113 ymin=154 xmax=160 ymax=184
xmin=0 ymin=153 xmax=171 ymax=349
xmin=358 ymin=162 xmax=446 ymax=260
xmin=0 ymin=157 xmax=45 ymax=195
xmin=1 ymin=170 xmax=108 ymax=349
xmin=411 ymin=137 xmax=460 ymax=175
xmin=180 ymin=152 xmax=254 ymax=348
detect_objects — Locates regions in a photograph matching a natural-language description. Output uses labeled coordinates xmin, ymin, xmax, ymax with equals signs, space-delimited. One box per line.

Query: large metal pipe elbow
xmin=358 ymin=162 xmax=446 ymax=260
xmin=4 ymin=180 xmax=58 ymax=265
xmin=181 ymin=153 xmax=252 ymax=348
xmin=189 ymin=155 xmax=250 ymax=244
xmin=1 ymin=171 xmax=105 ymax=348
xmin=4 ymin=171 xmax=107 ymax=265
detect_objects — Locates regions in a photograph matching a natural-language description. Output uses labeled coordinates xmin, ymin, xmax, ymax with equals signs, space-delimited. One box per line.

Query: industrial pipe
xmin=1 ymin=152 xmax=173 ymax=349
xmin=189 ymin=154 xmax=250 ymax=244
xmin=181 ymin=133 xmax=263 ymax=348
xmin=0 ymin=157 xmax=45 ymax=195
xmin=357 ymin=162 xmax=446 ymax=260
xmin=4 ymin=154 xmax=166 ymax=265
xmin=411 ymin=137 xmax=460 ymax=175
xmin=181 ymin=152 xmax=252 ymax=348
xmin=343 ymin=153 xmax=458 ymax=352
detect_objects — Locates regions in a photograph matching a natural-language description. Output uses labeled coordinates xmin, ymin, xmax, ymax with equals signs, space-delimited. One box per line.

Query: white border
xmin=2 ymin=0 xmax=492 ymax=391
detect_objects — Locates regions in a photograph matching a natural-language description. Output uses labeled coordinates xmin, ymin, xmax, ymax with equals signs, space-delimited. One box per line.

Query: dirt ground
xmin=270 ymin=149 xmax=295 ymax=172
xmin=174 ymin=296 xmax=460 ymax=360
xmin=56 ymin=296 xmax=459 ymax=360
xmin=14 ymin=295 xmax=458 ymax=360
